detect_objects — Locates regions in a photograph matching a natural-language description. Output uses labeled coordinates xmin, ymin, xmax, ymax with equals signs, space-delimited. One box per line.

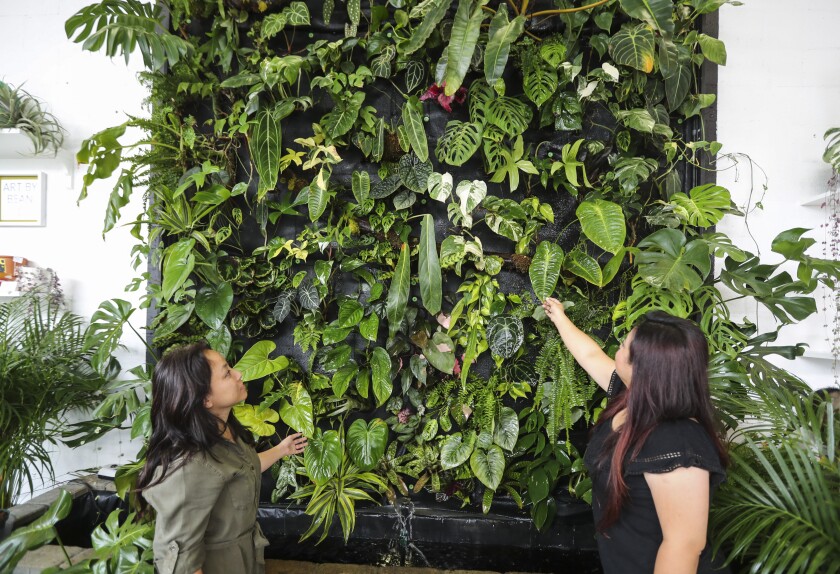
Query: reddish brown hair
xmin=595 ymin=311 xmax=728 ymax=531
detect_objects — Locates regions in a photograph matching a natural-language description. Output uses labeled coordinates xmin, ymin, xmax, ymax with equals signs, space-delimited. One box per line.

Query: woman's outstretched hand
xmin=278 ymin=432 xmax=308 ymax=458
xmin=542 ymin=297 xmax=566 ymax=327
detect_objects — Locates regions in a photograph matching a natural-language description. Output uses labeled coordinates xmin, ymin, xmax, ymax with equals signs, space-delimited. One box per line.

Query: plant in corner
xmin=0 ymin=291 xmax=107 ymax=508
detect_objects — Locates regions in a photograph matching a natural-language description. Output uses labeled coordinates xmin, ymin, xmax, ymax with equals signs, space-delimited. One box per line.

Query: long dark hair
xmin=136 ymin=342 xmax=251 ymax=512
xmin=595 ymin=311 xmax=728 ymax=530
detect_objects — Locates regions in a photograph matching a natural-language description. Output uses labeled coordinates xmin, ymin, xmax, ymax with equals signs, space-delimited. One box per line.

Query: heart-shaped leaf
xmin=493 ymin=407 xmax=519 ymax=451
xmin=440 ymin=431 xmax=477 ymax=470
xmin=486 ymin=315 xmax=524 ymax=358
xmin=279 ymin=382 xmax=314 ymax=437
xmin=347 ymin=418 xmax=389 ymax=471
xmin=195 ymin=283 xmax=233 ymax=330
xmin=609 ymin=24 xmax=655 ymax=73
xmin=576 ymin=199 xmax=626 ymax=255
xmin=470 ymin=445 xmax=505 ymax=491
xmin=234 ymin=340 xmax=290 ymax=381
xmin=304 ymin=428 xmax=341 ymax=484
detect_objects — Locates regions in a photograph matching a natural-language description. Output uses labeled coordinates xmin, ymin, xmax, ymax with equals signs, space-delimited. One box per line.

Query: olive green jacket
xmin=144 ymin=437 xmax=268 ymax=574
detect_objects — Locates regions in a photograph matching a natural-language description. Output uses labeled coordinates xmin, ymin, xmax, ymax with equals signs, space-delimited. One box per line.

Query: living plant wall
xmin=62 ymin=0 xmax=840 ymax=570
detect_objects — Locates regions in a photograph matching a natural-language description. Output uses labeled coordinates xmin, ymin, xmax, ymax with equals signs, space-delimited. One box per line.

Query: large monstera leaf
xmin=524 ymin=62 xmax=558 ymax=108
xmin=636 ymin=228 xmax=711 ymax=291
xmin=669 ymin=184 xmax=731 ymax=228
xmin=486 ymin=315 xmax=524 ymax=358
xmin=346 ymin=418 xmax=388 ymax=471
xmin=470 ymin=445 xmax=505 ymax=491
xmin=436 ymin=121 xmax=483 ymax=166
xmin=576 ymin=199 xmax=626 ymax=255
xmin=530 ymin=241 xmax=565 ymax=300
xmin=303 ymin=428 xmax=341 ymax=484
xmin=440 ymin=431 xmax=477 ymax=470
xmin=486 ymin=96 xmax=533 ymax=137
xmin=609 ymin=24 xmax=656 ymax=73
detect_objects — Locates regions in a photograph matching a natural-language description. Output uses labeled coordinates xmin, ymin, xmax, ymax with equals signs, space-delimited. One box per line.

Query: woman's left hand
xmin=278 ymin=432 xmax=308 ymax=457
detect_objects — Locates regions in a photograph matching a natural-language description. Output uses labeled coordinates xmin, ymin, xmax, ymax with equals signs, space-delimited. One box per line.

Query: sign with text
xmin=0 ymin=173 xmax=46 ymax=226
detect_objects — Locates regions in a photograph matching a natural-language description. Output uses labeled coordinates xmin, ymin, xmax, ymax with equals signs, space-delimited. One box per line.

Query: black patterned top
xmin=583 ymin=372 xmax=729 ymax=574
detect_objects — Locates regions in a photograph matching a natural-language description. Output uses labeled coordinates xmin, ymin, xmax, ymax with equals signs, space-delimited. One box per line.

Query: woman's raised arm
xmin=542 ymin=298 xmax=615 ymax=392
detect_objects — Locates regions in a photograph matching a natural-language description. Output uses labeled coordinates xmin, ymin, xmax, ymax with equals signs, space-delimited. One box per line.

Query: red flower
xmin=419 ymin=82 xmax=468 ymax=113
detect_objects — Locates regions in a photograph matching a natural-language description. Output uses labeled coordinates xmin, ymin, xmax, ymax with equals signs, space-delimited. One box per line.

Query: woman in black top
xmin=542 ymin=299 xmax=728 ymax=574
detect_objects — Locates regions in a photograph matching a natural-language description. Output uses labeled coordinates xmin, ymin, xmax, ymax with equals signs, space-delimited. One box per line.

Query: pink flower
xmin=397 ymin=406 xmax=413 ymax=424
xmin=452 ymin=357 xmax=461 ymax=376
xmin=419 ymin=82 xmax=467 ymax=112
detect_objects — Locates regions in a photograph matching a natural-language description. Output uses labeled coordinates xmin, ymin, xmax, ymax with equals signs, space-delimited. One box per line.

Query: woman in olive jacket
xmin=137 ymin=342 xmax=307 ymax=574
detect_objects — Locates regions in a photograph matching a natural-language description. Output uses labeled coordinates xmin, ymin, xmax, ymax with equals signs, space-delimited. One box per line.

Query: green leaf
xmin=436 ymin=121 xmax=483 ymax=166
xmin=322 ymin=91 xmax=365 ymax=139
xmin=697 ymin=33 xmax=727 ymax=65
xmin=427 ymin=172 xmax=454 ymax=202
xmin=359 ymin=313 xmax=380 ymax=341
xmin=332 ymin=364 xmax=358 ymax=398
xmin=250 ymin=105 xmax=283 ymax=198
xmin=233 ymin=403 xmax=279 ymax=436
xmin=86 ymin=298 xmax=136 ymax=374
xmin=615 ymin=108 xmax=656 ymax=133
xmin=298 ymin=280 xmax=320 ymax=310
xmin=0 ymin=489 xmax=72 ymax=572
xmin=195 ymin=283 xmax=233 ymax=330
xmin=637 ymin=228 xmax=712 ymax=291
xmin=304 ymin=428 xmax=341 ymax=484
xmin=486 ymin=97 xmax=533 ymax=137
xmin=102 ymin=170 xmax=132 ymax=236
xmin=440 ymin=431 xmax=477 ymax=470
xmin=455 ymin=179 xmax=488 ymax=228
xmin=493 ymin=407 xmax=519 ymax=451
xmin=398 ymin=152 xmax=433 ymax=193
xmin=670 ymin=184 xmax=731 ymax=227
xmin=65 ymin=2 xmax=193 ymax=72
xmin=443 ymin=0 xmax=488 ymax=96
xmin=524 ymin=63 xmax=558 ymax=108
xmin=422 ymin=331 xmax=456 ymax=374
xmin=402 ymin=98 xmax=429 ymax=163
xmin=370 ymin=347 xmax=394 ymax=407
xmin=609 ymin=24 xmax=656 ymax=73
xmin=660 ymin=40 xmax=692 ymax=110
xmin=540 ymin=37 xmax=568 ymax=67
xmin=338 ymin=300 xmax=365 ymax=327
xmin=387 ymin=243 xmax=411 ymax=339
xmin=619 ymin=0 xmax=674 ymax=36
xmin=486 ymin=315 xmax=524 ymax=358
xmin=308 ymin=168 xmax=331 ymax=222
xmin=347 ymin=418 xmax=389 ymax=471
xmin=530 ymin=241 xmax=565 ymax=300
xmin=402 ymin=0 xmax=454 ymax=55
xmin=484 ymin=9 xmax=525 ymax=85
xmin=470 ymin=445 xmax=505 ymax=491
xmin=576 ymin=199 xmax=626 ymax=254
xmin=404 ymin=59 xmax=426 ymax=92
xmin=162 ymin=238 xmax=195 ymax=301
xmin=564 ymin=249 xmax=603 ymax=286
xmin=352 ymin=170 xmax=370 ymax=204
xmin=279 ymin=382 xmax=315 ymax=437
xmin=234 ymin=340 xmax=290 ymax=381
xmin=419 ymin=214 xmax=442 ymax=315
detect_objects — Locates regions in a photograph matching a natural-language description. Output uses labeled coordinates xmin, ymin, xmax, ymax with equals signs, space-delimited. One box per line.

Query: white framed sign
xmin=0 ymin=173 xmax=46 ymax=226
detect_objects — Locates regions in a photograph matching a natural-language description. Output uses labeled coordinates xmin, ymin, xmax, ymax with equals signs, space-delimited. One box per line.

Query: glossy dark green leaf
xmin=609 ymin=24 xmax=655 ymax=73
xmin=530 ymin=241 xmax=565 ymax=301
xmin=402 ymin=0 xmax=453 ymax=55
xmin=162 ymin=238 xmax=195 ymax=301
xmin=442 ymin=0 xmax=487 ymax=95
xmin=386 ymin=243 xmax=411 ymax=339
xmin=484 ymin=9 xmax=525 ymax=85
xmin=402 ymin=98 xmax=429 ymax=163
xmin=370 ymin=347 xmax=393 ymax=407
xmin=195 ymin=283 xmax=234 ymax=330
xmin=250 ymin=105 xmax=283 ymax=198
xmin=332 ymin=364 xmax=358 ymax=398
xmin=576 ymin=199 xmax=626 ymax=255
xmin=347 ymin=418 xmax=389 ymax=471
xmin=440 ymin=431 xmax=477 ymax=470
xmin=637 ymin=228 xmax=711 ymax=291
xmin=303 ymin=428 xmax=341 ymax=484
xmin=470 ymin=445 xmax=505 ymax=491
xmin=419 ymin=214 xmax=442 ymax=315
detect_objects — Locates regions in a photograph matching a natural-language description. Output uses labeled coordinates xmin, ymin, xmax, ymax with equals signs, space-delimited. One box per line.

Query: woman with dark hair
xmin=542 ymin=298 xmax=729 ymax=574
xmin=136 ymin=342 xmax=307 ymax=574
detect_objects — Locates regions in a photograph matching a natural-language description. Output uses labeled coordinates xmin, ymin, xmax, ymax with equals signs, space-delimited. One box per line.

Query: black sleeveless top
xmin=583 ymin=373 xmax=729 ymax=574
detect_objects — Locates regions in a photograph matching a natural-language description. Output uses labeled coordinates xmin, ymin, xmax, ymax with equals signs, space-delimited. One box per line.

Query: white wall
xmin=717 ymin=0 xmax=840 ymax=389
xmin=0 ymin=0 xmax=148 ymax=501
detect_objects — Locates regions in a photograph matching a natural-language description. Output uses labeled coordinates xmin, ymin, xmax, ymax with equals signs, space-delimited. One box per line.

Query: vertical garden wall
xmin=61 ymin=0 xmax=840 ymax=571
